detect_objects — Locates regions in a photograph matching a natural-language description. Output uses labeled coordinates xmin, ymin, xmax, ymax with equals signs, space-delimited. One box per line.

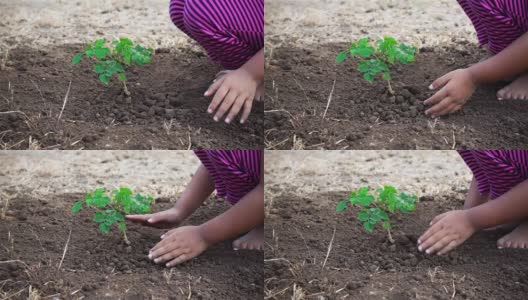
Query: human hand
xmin=126 ymin=207 xmax=183 ymax=229
xmin=424 ymin=69 xmax=477 ymax=117
xmin=417 ymin=210 xmax=477 ymax=255
xmin=205 ymin=67 xmax=258 ymax=124
xmin=148 ymin=225 xmax=210 ymax=267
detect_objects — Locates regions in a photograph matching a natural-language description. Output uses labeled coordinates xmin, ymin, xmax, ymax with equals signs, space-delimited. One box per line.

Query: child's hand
xmin=125 ymin=207 xmax=183 ymax=229
xmin=424 ymin=69 xmax=477 ymax=118
xmin=148 ymin=225 xmax=209 ymax=267
xmin=417 ymin=210 xmax=477 ymax=255
xmin=205 ymin=68 xmax=258 ymax=124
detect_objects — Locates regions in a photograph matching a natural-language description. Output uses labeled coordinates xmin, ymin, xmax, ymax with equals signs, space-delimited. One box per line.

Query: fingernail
xmin=148 ymin=254 xmax=152 ymax=259
xmin=204 ymin=91 xmax=209 ymax=96
xmin=225 ymin=118 xmax=231 ymax=124
xmin=161 ymin=235 xmax=165 ymax=239
xmin=240 ymin=119 xmax=245 ymax=124
xmin=166 ymin=263 xmax=171 ymax=267
xmin=148 ymin=218 xmax=153 ymax=223
xmin=429 ymin=221 xmax=432 ymax=225
xmin=154 ymin=258 xmax=160 ymax=263
xmin=233 ymin=248 xmax=239 ymax=251
xmin=429 ymin=84 xmax=434 ymax=90
xmin=207 ymin=108 xmax=213 ymax=114
xmin=417 ymin=239 xmax=421 ymax=244
xmin=213 ymin=116 xmax=218 ymax=122
xmin=418 ymin=246 xmax=422 ymax=251
xmin=426 ymin=249 xmax=430 ymax=254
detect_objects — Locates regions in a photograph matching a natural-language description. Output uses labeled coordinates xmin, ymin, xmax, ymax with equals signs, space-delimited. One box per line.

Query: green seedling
xmin=72 ymin=38 xmax=153 ymax=97
xmin=336 ymin=37 xmax=416 ymax=95
xmin=72 ymin=187 xmax=154 ymax=244
xmin=336 ymin=186 xmax=417 ymax=243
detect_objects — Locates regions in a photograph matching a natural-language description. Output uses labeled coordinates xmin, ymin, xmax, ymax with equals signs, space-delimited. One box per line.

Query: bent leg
xmin=182 ymin=0 xmax=264 ymax=70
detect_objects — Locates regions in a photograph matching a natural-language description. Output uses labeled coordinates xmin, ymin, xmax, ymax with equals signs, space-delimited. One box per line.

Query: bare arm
xmin=467 ymin=179 xmax=528 ymax=229
xmin=240 ymin=48 xmax=264 ymax=82
xmin=469 ymin=32 xmax=528 ymax=84
xmin=173 ymin=164 xmax=216 ymax=220
xmin=198 ymin=157 xmax=264 ymax=245
xmin=464 ymin=177 xmax=488 ymax=209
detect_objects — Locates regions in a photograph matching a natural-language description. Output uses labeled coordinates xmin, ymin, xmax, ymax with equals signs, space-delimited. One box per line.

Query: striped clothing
xmin=458 ymin=150 xmax=528 ymax=200
xmin=458 ymin=0 xmax=528 ymax=54
xmin=194 ymin=150 xmax=262 ymax=205
xmin=169 ymin=0 xmax=264 ymax=70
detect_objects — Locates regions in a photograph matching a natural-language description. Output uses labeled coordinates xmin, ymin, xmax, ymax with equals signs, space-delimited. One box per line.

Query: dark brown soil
xmin=265 ymin=42 xmax=528 ymax=149
xmin=0 ymin=194 xmax=263 ymax=299
xmin=0 ymin=45 xmax=263 ymax=150
xmin=265 ymin=191 xmax=528 ymax=299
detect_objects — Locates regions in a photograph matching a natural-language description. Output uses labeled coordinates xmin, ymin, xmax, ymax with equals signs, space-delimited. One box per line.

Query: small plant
xmin=72 ymin=187 xmax=154 ymax=244
xmin=336 ymin=186 xmax=417 ymax=243
xmin=72 ymin=38 xmax=153 ymax=97
xmin=336 ymin=37 xmax=416 ymax=94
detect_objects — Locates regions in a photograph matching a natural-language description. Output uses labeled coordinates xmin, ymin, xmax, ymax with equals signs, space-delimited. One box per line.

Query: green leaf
xmin=71 ymin=201 xmax=83 ymax=213
xmin=118 ymin=73 xmax=127 ymax=82
xmin=363 ymin=222 xmax=374 ymax=232
xmin=72 ymin=53 xmax=83 ymax=65
xmin=382 ymin=72 xmax=391 ymax=81
xmin=336 ymin=51 xmax=348 ymax=63
xmin=99 ymin=74 xmax=110 ymax=85
xmin=336 ymin=200 xmax=348 ymax=212
xmin=99 ymin=223 xmax=111 ymax=234
xmin=382 ymin=221 xmax=392 ymax=230
xmin=357 ymin=210 xmax=369 ymax=221
xmin=118 ymin=222 xmax=127 ymax=231
xmin=94 ymin=211 xmax=106 ymax=223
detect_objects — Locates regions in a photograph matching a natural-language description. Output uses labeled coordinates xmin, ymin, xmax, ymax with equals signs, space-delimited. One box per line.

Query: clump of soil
xmin=0 ymin=194 xmax=263 ymax=299
xmin=265 ymin=42 xmax=528 ymax=149
xmin=265 ymin=192 xmax=528 ymax=299
xmin=0 ymin=45 xmax=263 ymax=149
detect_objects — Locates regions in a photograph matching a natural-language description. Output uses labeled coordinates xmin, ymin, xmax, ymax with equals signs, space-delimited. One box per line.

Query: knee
xmin=169 ymin=0 xmax=184 ymax=23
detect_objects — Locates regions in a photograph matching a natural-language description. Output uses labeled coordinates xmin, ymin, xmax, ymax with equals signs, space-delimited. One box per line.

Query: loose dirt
xmin=265 ymin=44 xmax=528 ymax=149
xmin=1 ymin=195 xmax=263 ymax=299
xmin=0 ymin=45 xmax=263 ymax=150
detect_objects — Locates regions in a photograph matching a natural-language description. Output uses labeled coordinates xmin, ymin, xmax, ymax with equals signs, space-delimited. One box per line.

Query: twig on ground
xmin=322 ymin=78 xmax=337 ymax=120
xmin=30 ymin=80 xmax=45 ymax=102
xmin=57 ymin=229 xmax=72 ymax=270
xmin=57 ymin=81 xmax=72 ymax=121
xmin=0 ymin=49 xmax=8 ymax=71
xmin=322 ymin=227 xmax=336 ymax=270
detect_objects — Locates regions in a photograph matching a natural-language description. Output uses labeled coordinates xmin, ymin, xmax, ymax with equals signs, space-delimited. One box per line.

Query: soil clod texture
xmin=0 ymin=46 xmax=263 ymax=150
xmin=0 ymin=195 xmax=263 ymax=299
xmin=265 ymin=192 xmax=528 ymax=299
xmin=265 ymin=43 xmax=528 ymax=150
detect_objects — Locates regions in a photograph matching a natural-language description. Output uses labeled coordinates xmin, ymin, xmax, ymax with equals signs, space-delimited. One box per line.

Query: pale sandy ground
xmin=0 ymin=0 xmax=190 ymax=51
xmin=265 ymin=150 xmax=473 ymax=208
xmin=265 ymin=0 xmax=476 ymax=48
xmin=0 ymin=151 xmax=200 ymax=201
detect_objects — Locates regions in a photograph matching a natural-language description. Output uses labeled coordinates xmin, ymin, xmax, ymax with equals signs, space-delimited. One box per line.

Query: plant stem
xmin=123 ymin=230 xmax=131 ymax=245
xmin=387 ymin=80 xmax=394 ymax=95
xmin=387 ymin=228 xmax=394 ymax=244
xmin=122 ymin=80 xmax=131 ymax=97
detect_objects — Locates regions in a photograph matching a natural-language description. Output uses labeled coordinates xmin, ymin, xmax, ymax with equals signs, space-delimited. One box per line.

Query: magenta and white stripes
xmin=457 ymin=0 xmax=528 ymax=54
xmin=458 ymin=150 xmax=528 ymax=200
xmin=169 ymin=0 xmax=264 ymax=70
xmin=194 ymin=150 xmax=262 ymax=205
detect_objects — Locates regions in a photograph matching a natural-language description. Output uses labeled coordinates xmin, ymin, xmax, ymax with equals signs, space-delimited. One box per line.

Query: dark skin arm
xmin=149 ymin=156 xmax=264 ymax=267
xmin=418 ymin=178 xmax=528 ymax=255
xmin=464 ymin=177 xmax=488 ymax=209
xmin=425 ymin=32 xmax=528 ymax=117
xmin=126 ymin=165 xmax=215 ymax=228
xmin=205 ymin=48 xmax=264 ymax=124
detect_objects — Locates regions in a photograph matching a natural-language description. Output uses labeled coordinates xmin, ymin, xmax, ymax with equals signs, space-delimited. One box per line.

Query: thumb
xmin=429 ymin=72 xmax=453 ymax=90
